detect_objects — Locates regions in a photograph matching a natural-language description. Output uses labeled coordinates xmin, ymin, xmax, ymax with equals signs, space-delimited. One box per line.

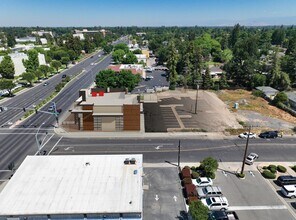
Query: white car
xmin=281 ymin=185 xmax=296 ymax=198
xmin=201 ymin=196 xmax=229 ymax=211
xmin=239 ymin=132 xmax=256 ymax=139
xmin=197 ymin=186 xmax=222 ymax=199
xmin=194 ymin=177 xmax=213 ymax=187
xmin=146 ymin=75 xmax=154 ymax=79
xmin=245 ymin=153 xmax=259 ymax=165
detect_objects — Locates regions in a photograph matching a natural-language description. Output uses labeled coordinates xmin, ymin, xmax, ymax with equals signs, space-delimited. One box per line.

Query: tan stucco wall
xmin=102 ymin=117 xmax=116 ymax=131
xmin=93 ymin=106 xmax=122 ymax=113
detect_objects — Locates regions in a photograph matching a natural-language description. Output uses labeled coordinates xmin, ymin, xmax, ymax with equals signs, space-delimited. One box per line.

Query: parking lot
xmin=213 ymin=167 xmax=295 ymax=220
xmin=143 ymin=166 xmax=187 ymax=220
xmin=133 ymin=70 xmax=169 ymax=94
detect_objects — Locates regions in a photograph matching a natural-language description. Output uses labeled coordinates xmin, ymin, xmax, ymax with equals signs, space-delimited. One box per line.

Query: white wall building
xmin=15 ymin=36 xmax=36 ymax=43
xmin=0 ymin=52 xmax=47 ymax=76
xmin=40 ymin=38 xmax=48 ymax=45
xmin=11 ymin=43 xmax=35 ymax=52
xmin=73 ymin=33 xmax=85 ymax=40
xmin=135 ymin=54 xmax=147 ymax=65
xmin=0 ymin=155 xmax=143 ymax=220
xmin=32 ymin=30 xmax=53 ymax=37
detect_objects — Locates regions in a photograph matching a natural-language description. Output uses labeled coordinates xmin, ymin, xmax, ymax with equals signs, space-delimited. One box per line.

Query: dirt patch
xmin=217 ymin=89 xmax=296 ymax=125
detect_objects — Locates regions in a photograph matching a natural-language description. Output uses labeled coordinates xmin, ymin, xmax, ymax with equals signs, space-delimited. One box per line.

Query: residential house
xmin=286 ymin=91 xmax=296 ymax=110
xmin=135 ymin=54 xmax=147 ymax=65
xmin=256 ymin=86 xmax=279 ymax=100
xmin=15 ymin=36 xmax=36 ymax=43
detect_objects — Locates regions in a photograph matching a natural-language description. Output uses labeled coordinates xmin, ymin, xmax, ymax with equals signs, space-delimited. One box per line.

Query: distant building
xmin=286 ymin=91 xmax=296 ymax=110
xmin=11 ymin=43 xmax=35 ymax=52
xmin=32 ymin=30 xmax=53 ymax=37
xmin=202 ymin=66 xmax=223 ymax=78
xmin=0 ymin=154 xmax=143 ymax=220
xmin=108 ymin=64 xmax=146 ymax=79
xmin=136 ymin=32 xmax=146 ymax=36
xmin=128 ymin=43 xmax=140 ymax=51
xmin=15 ymin=36 xmax=36 ymax=43
xmin=40 ymin=38 xmax=48 ymax=45
xmin=135 ymin=54 xmax=147 ymax=65
xmin=256 ymin=86 xmax=279 ymax=100
xmin=70 ymin=90 xmax=142 ymax=132
xmin=0 ymin=52 xmax=46 ymax=76
xmin=141 ymin=49 xmax=150 ymax=58
xmin=73 ymin=33 xmax=85 ymax=40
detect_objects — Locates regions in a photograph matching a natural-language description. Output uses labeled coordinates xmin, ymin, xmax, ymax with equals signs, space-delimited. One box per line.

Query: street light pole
xmin=240 ymin=126 xmax=251 ymax=175
xmin=195 ymin=84 xmax=199 ymax=114
xmin=35 ymin=122 xmax=45 ymax=155
xmin=177 ymin=140 xmax=181 ymax=169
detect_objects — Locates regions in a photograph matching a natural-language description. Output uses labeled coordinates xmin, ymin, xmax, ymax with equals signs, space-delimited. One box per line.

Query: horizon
xmin=0 ymin=0 xmax=296 ymax=27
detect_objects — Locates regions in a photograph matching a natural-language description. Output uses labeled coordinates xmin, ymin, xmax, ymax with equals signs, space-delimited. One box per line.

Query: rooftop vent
xmin=124 ymin=158 xmax=130 ymax=165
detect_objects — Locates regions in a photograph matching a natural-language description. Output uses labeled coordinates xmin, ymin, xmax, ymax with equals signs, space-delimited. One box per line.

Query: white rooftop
xmin=83 ymin=92 xmax=139 ymax=106
xmin=0 ymin=155 xmax=143 ymax=216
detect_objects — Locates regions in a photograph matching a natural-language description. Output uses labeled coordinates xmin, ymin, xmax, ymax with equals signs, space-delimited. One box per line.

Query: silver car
xmin=197 ymin=186 xmax=222 ymax=199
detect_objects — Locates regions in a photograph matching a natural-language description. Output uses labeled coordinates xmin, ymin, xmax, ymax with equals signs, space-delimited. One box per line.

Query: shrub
xmin=277 ymin=165 xmax=287 ymax=173
xmin=191 ymin=166 xmax=196 ymax=171
xmin=291 ymin=165 xmax=296 ymax=172
xmin=191 ymin=171 xmax=199 ymax=179
xmin=252 ymin=90 xmax=264 ymax=97
xmin=270 ymin=167 xmax=277 ymax=174
xmin=263 ymin=166 xmax=267 ymax=169
xmin=236 ymin=173 xmax=245 ymax=178
xmin=206 ymin=171 xmax=215 ymax=179
xmin=268 ymin=165 xmax=277 ymax=170
xmin=262 ymin=170 xmax=276 ymax=179
xmin=200 ymin=157 xmax=218 ymax=173
xmin=184 ymin=166 xmax=191 ymax=170
xmin=183 ymin=178 xmax=192 ymax=185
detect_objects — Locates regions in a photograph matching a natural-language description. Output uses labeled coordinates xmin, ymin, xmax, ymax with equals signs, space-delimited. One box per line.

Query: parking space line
xmin=230 ymin=205 xmax=287 ymax=211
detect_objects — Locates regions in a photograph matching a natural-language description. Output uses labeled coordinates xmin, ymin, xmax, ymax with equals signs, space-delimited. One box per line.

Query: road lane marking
xmin=229 ymin=205 xmax=287 ymax=211
xmin=155 ymin=195 xmax=159 ymax=201
xmin=48 ymin=137 xmax=63 ymax=155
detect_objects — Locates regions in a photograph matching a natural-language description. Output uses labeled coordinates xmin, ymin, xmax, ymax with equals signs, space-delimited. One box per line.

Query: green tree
xmin=219 ymin=73 xmax=229 ymax=89
xmin=273 ymin=91 xmax=288 ymax=105
xmin=118 ymin=69 xmax=141 ymax=91
xmin=0 ymin=56 xmax=15 ymax=79
xmin=271 ymin=27 xmax=285 ymax=46
xmin=229 ymin=24 xmax=241 ymax=48
xmin=102 ymin=43 xmax=113 ymax=54
xmin=95 ymin=69 xmax=118 ymax=88
xmin=114 ymin=43 xmax=129 ymax=53
xmin=133 ymin=49 xmax=142 ymax=54
xmin=189 ymin=200 xmax=209 ymax=220
xmin=167 ymin=41 xmax=179 ymax=89
xmin=203 ymin=66 xmax=213 ymax=89
xmin=0 ymin=79 xmax=16 ymax=96
xmin=50 ymin=60 xmax=62 ymax=73
xmin=61 ymin=57 xmax=70 ymax=68
xmin=21 ymin=71 xmax=36 ymax=86
xmin=6 ymin=33 xmax=16 ymax=48
xmin=34 ymin=69 xmax=43 ymax=79
xmin=200 ymin=157 xmax=218 ymax=177
xmin=23 ymin=49 xmax=39 ymax=72
xmin=252 ymin=73 xmax=266 ymax=88
xmin=65 ymin=35 xmax=82 ymax=58
xmin=269 ymin=52 xmax=291 ymax=90
xmin=112 ymin=49 xmax=125 ymax=64
xmin=38 ymin=65 xmax=51 ymax=78
xmin=83 ymin=35 xmax=95 ymax=53
xmin=123 ymin=52 xmax=137 ymax=64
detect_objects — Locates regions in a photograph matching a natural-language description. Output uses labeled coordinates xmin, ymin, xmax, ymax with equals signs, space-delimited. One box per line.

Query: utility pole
xmin=194 ymin=80 xmax=202 ymax=114
xmin=240 ymin=126 xmax=251 ymax=175
xmin=177 ymin=140 xmax=181 ymax=168
xmin=35 ymin=122 xmax=45 ymax=155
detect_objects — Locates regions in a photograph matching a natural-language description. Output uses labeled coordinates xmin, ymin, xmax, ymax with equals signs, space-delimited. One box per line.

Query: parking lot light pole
xmin=240 ymin=126 xmax=251 ymax=175
xmin=177 ymin=140 xmax=181 ymax=169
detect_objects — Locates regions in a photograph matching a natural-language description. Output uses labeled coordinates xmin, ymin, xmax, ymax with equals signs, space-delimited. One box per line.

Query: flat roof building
xmin=0 ymin=155 xmax=143 ymax=220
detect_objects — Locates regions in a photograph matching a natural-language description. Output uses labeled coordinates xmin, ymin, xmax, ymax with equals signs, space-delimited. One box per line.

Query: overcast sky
xmin=0 ymin=0 xmax=296 ymax=26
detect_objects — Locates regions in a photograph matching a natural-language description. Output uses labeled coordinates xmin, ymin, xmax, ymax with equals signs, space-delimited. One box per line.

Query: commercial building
xmin=135 ymin=54 xmax=147 ymax=65
xmin=15 ymin=36 xmax=36 ymax=43
xmin=108 ymin=64 xmax=146 ymax=79
xmin=32 ymin=30 xmax=53 ymax=37
xmin=0 ymin=52 xmax=46 ymax=76
xmin=70 ymin=90 xmax=142 ymax=131
xmin=0 ymin=155 xmax=143 ymax=220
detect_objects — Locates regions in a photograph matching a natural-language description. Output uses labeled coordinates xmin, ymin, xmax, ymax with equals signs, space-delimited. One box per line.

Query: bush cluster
xmin=191 ymin=171 xmax=199 ymax=179
xmin=262 ymin=170 xmax=276 ymax=179
xmin=236 ymin=173 xmax=245 ymax=178
xmin=277 ymin=165 xmax=287 ymax=173
xmin=291 ymin=165 xmax=296 ymax=172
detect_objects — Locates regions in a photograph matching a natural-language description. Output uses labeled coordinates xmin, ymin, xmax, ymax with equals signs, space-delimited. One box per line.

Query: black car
xmin=62 ymin=74 xmax=67 ymax=78
xmin=209 ymin=211 xmax=239 ymax=220
xmin=277 ymin=175 xmax=296 ymax=186
xmin=259 ymin=131 xmax=278 ymax=139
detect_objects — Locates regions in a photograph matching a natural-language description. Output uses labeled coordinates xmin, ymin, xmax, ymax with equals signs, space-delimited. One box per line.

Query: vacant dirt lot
xmin=217 ymin=89 xmax=296 ymax=131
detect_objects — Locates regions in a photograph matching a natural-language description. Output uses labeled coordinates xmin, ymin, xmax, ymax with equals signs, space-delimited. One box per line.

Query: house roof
xmin=286 ymin=91 xmax=296 ymax=103
xmin=0 ymin=155 xmax=143 ymax=216
xmin=256 ymin=86 xmax=279 ymax=96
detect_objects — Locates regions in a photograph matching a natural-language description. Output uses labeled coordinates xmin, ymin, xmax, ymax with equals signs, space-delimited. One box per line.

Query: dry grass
xmin=217 ymin=89 xmax=296 ymax=124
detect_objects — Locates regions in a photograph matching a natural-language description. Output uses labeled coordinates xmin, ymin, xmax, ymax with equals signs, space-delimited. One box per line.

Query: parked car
xmin=277 ymin=175 xmax=296 ymax=186
xmin=281 ymin=185 xmax=296 ymax=198
xmin=208 ymin=210 xmax=239 ymax=220
xmin=197 ymin=186 xmax=222 ymax=198
xmin=259 ymin=131 xmax=278 ymax=139
xmin=245 ymin=153 xmax=259 ymax=165
xmin=201 ymin=196 xmax=229 ymax=211
xmin=194 ymin=177 xmax=213 ymax=187
xmin=238 ymin=132 xmax=256 ymax=139
xmin=62 ymin=74 xmax=67 ymax=78
xmin=48 ymin=106 xmax=54 ymax=112
xmin=43 ymin=82 xmax=49 ymax=86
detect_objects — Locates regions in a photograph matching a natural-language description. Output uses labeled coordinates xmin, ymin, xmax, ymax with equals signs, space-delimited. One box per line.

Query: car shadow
xmin=176 ymin=210 xmax=188 ymax=220
xmin=217 ymin=168 xmax=238 ymax=176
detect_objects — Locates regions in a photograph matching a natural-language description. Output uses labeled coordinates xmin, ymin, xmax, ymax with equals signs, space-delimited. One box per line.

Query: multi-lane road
xmin=0 ymin=49 xmax=113 ymax=178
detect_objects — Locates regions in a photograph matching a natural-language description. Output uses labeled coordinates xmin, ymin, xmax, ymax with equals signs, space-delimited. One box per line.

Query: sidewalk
xmin=54 ymin=127 xmax=227 ymax=139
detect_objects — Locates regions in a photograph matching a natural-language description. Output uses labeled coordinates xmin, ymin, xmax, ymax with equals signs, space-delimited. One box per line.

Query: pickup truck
xmin=209 ymin=210 xmax=239 ymax=220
